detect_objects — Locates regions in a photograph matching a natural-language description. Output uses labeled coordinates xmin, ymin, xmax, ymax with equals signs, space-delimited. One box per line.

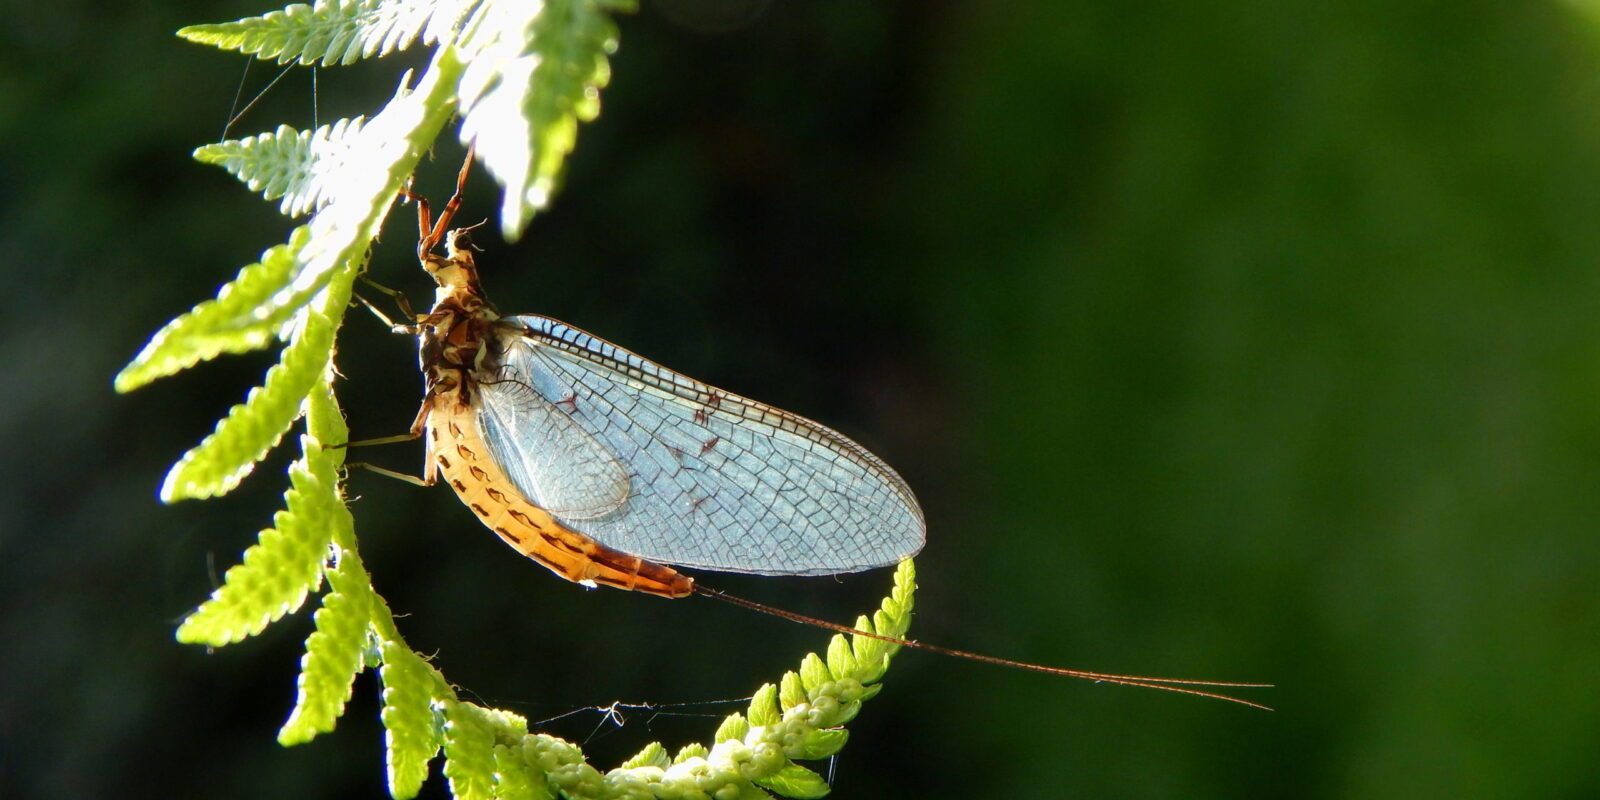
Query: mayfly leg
xmin=354 ymin=276 xmax=419 ymax=334
xmin=340 ymin=397 xmax=440 ymax=486
xmin=337 ymin=426 xmax=431 ymax=487
xmin=339 ymin=406 xmax=432 ymax=486
xmin=344 ymin=461 xmax=430 ymax=487
xmin=342 ymin=393 xmax=433 ymax=448
xmin=403 ymin=143 xmax=476 ymax=258
xmin=342 ymin=431 xmax=422 ymax=448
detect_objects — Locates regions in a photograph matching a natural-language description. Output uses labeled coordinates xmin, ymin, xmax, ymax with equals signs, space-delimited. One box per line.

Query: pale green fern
xmin=118 ymin=2 xmax=914 ymax=797
xmin=195 ymin=119 xmax=371 ymax=217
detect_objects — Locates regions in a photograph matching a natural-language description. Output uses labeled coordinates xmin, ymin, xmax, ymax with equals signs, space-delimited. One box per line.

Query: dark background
xmin=5 ymin=0 xmax=1600 ymax=797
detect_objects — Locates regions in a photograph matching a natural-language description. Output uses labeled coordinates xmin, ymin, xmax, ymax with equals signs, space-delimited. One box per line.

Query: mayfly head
xmin=445 ymin=223 xmax=487 ymax=257
xmin=420 ymin=223 xmax=493 ymax=294
xmin=420 ymin=246 xmax=479 ymax=291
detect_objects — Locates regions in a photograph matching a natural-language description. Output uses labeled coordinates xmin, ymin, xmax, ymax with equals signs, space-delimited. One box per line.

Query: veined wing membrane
xmin=474 ymin=359 xmax=632 ymax=519
xmin=477 ymin=315 xmax=926 ymax=576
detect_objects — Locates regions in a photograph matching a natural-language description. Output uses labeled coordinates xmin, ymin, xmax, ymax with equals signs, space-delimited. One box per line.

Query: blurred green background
xmin=5 ymin=0 xmax=1600 ymax=797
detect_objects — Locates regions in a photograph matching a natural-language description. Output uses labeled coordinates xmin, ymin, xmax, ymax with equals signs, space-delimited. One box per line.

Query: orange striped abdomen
xmin=425 ymin=398 xmax=694 ymax=598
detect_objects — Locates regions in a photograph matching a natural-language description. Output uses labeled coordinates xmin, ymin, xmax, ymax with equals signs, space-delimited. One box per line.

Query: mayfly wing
xmin=475 ymin=315 xmax=926 ymax=576
xmin=472 ymin=358 xmax=633 ymax=519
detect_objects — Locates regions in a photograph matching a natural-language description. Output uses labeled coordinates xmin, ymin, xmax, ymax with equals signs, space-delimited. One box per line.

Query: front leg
xmin=355 ymin=276 xmax=420 ymax=333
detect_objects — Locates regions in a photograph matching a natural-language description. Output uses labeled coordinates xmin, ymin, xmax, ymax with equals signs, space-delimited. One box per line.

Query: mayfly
xmin=362 ymin=152 xmax=1269 ymax=708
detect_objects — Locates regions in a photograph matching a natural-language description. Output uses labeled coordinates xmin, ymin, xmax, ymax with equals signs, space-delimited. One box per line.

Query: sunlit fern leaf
xmin=778 ymin=670 xmax=806 ymax=709
xmin=490 ymin=744 xmax=546 ymax=800
xmin=614 ymin=560 xmax=914 ymax=799
xmin=178 ymin=0 xmax=480 ymax=66
xmin=857 ymin=565 xmax=914 ymax=685
xmin=711 ymin=713 xmax=749 ymax=745
xmin=789 ymin=728 xmax=848 ymax=761
xmin=754 ymin=763 xmax=831 ymax=800
xmin=599 ymin=768 xmax=663 ymax=798
xmin=283 ymin=370 xmax=363 ymax=746
xmin=153 ymin=40 xmax=469 ymax=406
xmin=797 ymin=652 xmax=830 ymax=696
xmin=825 ymin=631 xmax=859 ymax=679
xmin=850 ymin=613 xmax=891 ymax=682
xmin=160 ymin=256 xmax=358 ymax=502
xmin=297 ymin=376 xmax=354 ymax=523
xmin=278 ymin=547 xmax=374 ymax=745
xmin=746 ymin=683 xmax=782 ymax=729
xmin=174 ymin=439 xmax=340 ymax=646
xmin=621 ymin=741 xmax=670 ymax=770
xmin=521 ymin=736 xmax=587 ymax=791
xmin=196 ymin=119 xmax=370 ymax=218
xmin=456 ymin=0 xmax=630 ymax=239
xmin=115 ymin=226 xmax=311 ymax=392
xmin=302 ymin=365 xmax=349 ymax=457
xmin=673 ymin=742 xmax=710 ymax=764
xmin=443 ymin=702 xmax=500 ymax=800
xmin=134 ymin=58 xmax=465 ymax=405
xmin=444 ymin=703 xmax=533 ymax=800
xmin=380 ymin=641 xmax=448 ymax=800
xmin=290 ymin=559 xmax=913 ymax=799
xmin=734 ymin=783 xmax=777 ymax=800
xmin=137 ymin=51 xmax=466 ymax=496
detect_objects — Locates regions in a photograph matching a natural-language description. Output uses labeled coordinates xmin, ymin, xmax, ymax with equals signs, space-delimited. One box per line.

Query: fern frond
xmin=621 ymin=741 xmax=671 ymax=770
xmin=456 ymin=0 xmax=626 ymax=239
xmin=746 ymin=683 xmax=781 ymax=728
xmin=797 ymin=653 xmax=830 ymax=695
xmin=302 ymin=361 xmax=350 ymax=455
xmin=788 ymin=728 xmax=848 ymax=761
xmin=278 ymin=545 xmax=373 ymax=744
xmin=290 ymin=563 xmax=914 ymax=800
xmin=196 ymin=119 xmax=370 ymax=217
xmin=147 ymin=57 xmax=465 ymax=402
xmin=179 ymin=0 xmax=479 ymax=66
xmin=711 ymin=714 xmax=749 ymax=746
xmin=550 ymin=560 xmax=918 ymax=799
xmin=672 ymin=742 xmax=710 ymax=764
xmin=160 ymin=255 xmax=359 ymax=501
xmin=174 ymin=438 xmax=342 ymax=645
xmin=380 ymin=641 xmax=449 ymax=799
xmin=115 ymin=226 xmax=314 ymax=392
xmin=756 ymin=764 xmax=831 ymax=800
xmin=443 ymin=702 xmax=515 ymax=800
xmin=491 ymin=744 xmax=549 ymax=800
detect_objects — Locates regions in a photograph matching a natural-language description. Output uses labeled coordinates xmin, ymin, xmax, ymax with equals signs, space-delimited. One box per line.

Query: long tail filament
xmin=693 ymin=584 xmax=1272 ymax=710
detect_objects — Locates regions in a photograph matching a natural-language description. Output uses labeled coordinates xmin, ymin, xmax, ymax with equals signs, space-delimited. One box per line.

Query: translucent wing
xmin=474 ymin=315 xmax=926 ymax=576
xmin=472 ymin=361 xmax=631 ymax=519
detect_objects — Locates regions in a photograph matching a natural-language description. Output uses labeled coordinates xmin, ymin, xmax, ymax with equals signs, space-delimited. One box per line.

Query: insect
xmin=385 ymin=158 xmax=924 ymax=598
xmin=365 ymin=151 xmax=1268 ymax=707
